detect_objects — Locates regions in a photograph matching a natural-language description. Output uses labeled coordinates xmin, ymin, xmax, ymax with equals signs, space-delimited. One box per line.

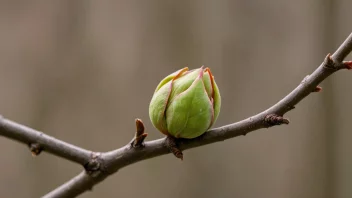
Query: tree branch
xmin=0 ymin=116 xmax=92 ymax=165
xmin=1 ymin=33 xmax=351 ymax=198
xmin=41 ymin=32 xmax=352 ymax=198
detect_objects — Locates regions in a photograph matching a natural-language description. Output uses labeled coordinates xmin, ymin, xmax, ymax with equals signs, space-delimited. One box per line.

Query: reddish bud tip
xmin=198 ymin=66 xmax=204 ymax=78
xmin=343 ymin=61 xmax=352 ymax=70
xmin=313 ymin=86 xmax=322 ymax=92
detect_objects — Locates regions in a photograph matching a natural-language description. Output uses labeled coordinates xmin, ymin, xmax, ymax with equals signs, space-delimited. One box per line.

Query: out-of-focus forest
xmin=0 ymin=1 xmax=351 ymax=198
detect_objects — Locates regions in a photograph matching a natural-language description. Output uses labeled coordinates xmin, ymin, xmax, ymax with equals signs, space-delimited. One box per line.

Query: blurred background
xmin=0 ymin=1 xmax=351 ymax=198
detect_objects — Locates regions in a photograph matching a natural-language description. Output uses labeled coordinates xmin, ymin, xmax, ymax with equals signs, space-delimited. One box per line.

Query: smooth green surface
xmin=166 ymin=72 xmax=213 ymax=138
xmin=149 ymin=67 xmax=221 ymax=139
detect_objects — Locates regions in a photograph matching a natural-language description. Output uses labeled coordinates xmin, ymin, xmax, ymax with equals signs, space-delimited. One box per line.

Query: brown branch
xmin=42 ymin=32 xmax=352 ymax=198
xmin=0 ymin=116 xmax=92 ymax=165
xmin=1 ymin=33 xmax=351 ymax=198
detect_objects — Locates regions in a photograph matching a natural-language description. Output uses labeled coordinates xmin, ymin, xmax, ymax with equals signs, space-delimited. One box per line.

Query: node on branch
xmin=28 ymin=143 xmax=43 ymax=156
xmin=264 ymin=114 xmax=290 ymax=126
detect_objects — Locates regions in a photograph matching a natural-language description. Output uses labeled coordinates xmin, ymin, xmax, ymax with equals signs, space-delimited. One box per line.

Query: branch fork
xmin=84 ymin=152 xmax=103 ymax=176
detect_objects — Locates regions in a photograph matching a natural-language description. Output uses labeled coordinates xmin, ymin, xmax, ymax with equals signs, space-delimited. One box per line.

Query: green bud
xmin=149 ymin=66 xmax=221 ymax=139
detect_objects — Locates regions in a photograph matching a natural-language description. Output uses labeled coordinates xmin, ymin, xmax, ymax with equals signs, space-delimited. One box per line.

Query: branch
xmin=1 ymin=33 xmax=351 ymax=198
xmin=0 ymin=116 xmax=92 ymax=165
xmin=41 ymin=32 xmax=352 ymax=198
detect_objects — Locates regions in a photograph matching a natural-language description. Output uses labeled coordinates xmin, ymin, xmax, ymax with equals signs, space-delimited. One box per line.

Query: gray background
xmin=0 ymin=1 xmax=351 ymax=198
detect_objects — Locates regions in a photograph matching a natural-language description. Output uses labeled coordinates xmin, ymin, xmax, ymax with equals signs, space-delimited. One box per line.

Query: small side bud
xmin=132 ymin=119 xmax=148 ymax=148
xmin=28 ymin=143 xmax=43 ymax=156
xmin=343 ymin=61 xmax=352 ymax=70
xmin=135 ymin=119 xmax=145 ymax=137
xmin=323 ymin=53 xmax=335 ymax=69
xmin=313 ymin=86 xmax=322 ymax=92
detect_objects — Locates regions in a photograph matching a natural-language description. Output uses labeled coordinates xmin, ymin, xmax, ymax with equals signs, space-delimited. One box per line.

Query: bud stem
xmin=165 ymin=135 xmax=183 ymax=160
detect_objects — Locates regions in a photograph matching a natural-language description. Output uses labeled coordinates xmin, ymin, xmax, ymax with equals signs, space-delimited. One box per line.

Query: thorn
xmin=343 ymin=61 xmax=352 ymax=70
xmin=264 ymin=114 xmax=290 ymax=126
xmin=165 ymin=135 xmax=183 ymax=160
xmin=132 ymin=119 xmax=148 ymax=148
xmin=313 ymin=86 xmax=322 ymax=92
xmin=28 ymin=143 xmax=43 ymax=156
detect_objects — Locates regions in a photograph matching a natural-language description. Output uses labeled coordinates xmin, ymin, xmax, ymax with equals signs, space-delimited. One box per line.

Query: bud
xmin=149 ymin=66 xmax=221 ymax=139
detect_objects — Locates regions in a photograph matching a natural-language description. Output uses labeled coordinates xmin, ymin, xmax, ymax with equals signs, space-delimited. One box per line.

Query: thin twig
xmin=0 ymin=116 xmax=92 ymax=165
xmin=1 ymin=33 xmax=351 ymax=198
xmin=42 ymin=32 xmax=352 ymax=198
